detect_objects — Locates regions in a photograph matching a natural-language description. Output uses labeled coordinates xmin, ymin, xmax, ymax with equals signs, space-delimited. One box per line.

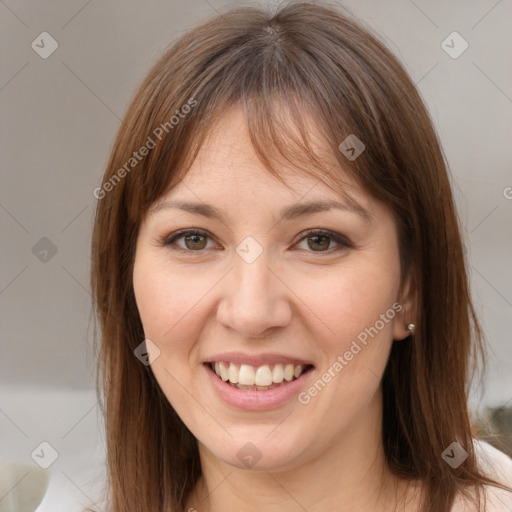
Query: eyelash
xmin=159 ymin=228 xmax=354 ymax=255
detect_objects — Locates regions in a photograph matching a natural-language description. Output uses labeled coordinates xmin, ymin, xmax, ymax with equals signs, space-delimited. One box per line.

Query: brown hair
xmin=90 ymin=2 xmax=511 ymax=511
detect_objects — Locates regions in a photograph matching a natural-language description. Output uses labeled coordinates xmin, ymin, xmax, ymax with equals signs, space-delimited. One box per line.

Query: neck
xmin=186 ymin=387 xmax=418 ymax=512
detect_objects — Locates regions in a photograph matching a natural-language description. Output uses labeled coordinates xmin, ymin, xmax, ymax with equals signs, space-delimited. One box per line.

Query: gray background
xmin=0 ymin=0 xmax=511 ymax=508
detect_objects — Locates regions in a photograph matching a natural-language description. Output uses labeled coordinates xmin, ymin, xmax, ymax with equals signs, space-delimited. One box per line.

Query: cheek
xmin=133 ymin=257 xmax=201 ymax=397
xmin=132 ymin=254 xmax=221 ymax=434
xmin=296 ymin=258 xmax=400 ymax=348
xmin=133 ymin=260 xmax=173 ymax=339
xmin=132 ymin=253 xmax=223 ymax=357
xmin=294 ymin=266 xmax=399 ymax=427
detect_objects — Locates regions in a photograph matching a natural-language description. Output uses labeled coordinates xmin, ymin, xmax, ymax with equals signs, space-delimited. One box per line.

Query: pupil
xmin=186 ymin=234 xmax=206 ymax=250
xmin=309 ymin=235 xmax=329 ymax=251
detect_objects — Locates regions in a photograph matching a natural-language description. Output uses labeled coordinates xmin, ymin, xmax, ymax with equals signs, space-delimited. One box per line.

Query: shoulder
xmin=473 ymin=438 xmax=512 ymax=480
xmin=452 ymin=439 xmax=512 ymax=512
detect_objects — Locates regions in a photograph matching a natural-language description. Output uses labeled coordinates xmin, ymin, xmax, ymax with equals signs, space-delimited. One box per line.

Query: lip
xmin=203 ymin=351 xmax=314 ymax=367
xmin=204 ymin=362 xmax=315 ymax=411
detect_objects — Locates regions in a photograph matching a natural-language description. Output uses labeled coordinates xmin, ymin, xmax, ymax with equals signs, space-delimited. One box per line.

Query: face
xmin=133 ymin=105 xmax=415 ymax=472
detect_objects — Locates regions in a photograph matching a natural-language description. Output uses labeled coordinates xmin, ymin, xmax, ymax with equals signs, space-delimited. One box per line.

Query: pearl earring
xmin=406 ymin=323 xmax=415 ymax=334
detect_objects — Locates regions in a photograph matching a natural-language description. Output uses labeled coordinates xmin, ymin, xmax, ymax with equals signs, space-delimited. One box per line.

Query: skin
xmin=133 ymin=105 xmax=420 ymax=511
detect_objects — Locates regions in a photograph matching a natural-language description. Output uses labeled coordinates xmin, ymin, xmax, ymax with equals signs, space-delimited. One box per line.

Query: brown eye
xmin=295 ymin=229 xmax=352 ymax=253
xmin=162 ymin=229 xmax=216 ymax=252
xmin=161 ymin=228 xmax=352 ymax=255
xmin=183 ymin=233 xmax=208 ymax=250
xmin=306 ymin=234 xmax=331 ymax=251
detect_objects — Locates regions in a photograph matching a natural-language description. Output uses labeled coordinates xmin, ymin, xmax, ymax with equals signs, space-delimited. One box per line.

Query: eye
xmin=160 ymin=228 xmax=352 ymax=254
xmin=294 ymin=229 xmax=353 ymax=253
xmin=161 ymin=229 xmax=219 ymax=252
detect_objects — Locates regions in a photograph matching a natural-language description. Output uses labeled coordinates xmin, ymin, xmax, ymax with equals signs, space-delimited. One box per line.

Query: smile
xmin=209 ymin=361 xmax=313 ymax=390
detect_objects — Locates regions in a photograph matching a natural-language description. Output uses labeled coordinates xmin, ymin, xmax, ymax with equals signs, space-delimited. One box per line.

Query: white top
xmin=451 ymin=439 xmax=512 ymax=511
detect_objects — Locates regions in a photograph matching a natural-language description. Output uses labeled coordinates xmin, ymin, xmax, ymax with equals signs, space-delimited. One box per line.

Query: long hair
xmin=90 ymin=2 xmax=511 ymax=510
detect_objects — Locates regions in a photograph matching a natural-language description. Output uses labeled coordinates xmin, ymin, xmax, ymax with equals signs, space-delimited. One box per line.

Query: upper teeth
xmin=213 ymin=362 xmax=306 ymax=386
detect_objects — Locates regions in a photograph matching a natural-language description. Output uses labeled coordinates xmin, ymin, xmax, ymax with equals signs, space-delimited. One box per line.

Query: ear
xmin=393 ymin=269 xmax=417 ymax=341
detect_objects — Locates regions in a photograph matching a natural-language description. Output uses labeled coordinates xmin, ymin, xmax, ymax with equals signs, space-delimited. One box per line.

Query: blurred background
xmin=1 ymin=0 xmax=511 ymax=510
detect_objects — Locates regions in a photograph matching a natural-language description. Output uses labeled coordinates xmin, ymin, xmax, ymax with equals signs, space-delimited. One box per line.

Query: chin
xmin=200 ymin=426 xmax=312 ymax=472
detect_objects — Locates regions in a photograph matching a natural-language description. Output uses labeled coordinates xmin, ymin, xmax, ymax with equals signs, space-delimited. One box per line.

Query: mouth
xmin=205 ymin=361 xmax=315 ymax=391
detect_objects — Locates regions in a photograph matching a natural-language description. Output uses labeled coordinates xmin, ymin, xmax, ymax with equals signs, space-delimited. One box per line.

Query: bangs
xmin=133 ymin=38 xmax=368 ymax=224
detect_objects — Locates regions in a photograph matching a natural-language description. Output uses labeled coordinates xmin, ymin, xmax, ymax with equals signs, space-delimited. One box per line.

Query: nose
xmin=216 ymin=253 xmax=293 ymax=338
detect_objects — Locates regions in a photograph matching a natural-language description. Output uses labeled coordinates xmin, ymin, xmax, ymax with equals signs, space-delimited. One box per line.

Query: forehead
xmin=149 ymin=135 xmax=378 ymax=229
xmin=145 ymin=101 xmax=389 ymax=231
xmin=165 ymin=104 xmax=365 ymax=199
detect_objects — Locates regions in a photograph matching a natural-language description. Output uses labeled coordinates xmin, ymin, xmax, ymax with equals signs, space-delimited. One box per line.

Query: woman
xmin=90 ymin=2 xmax=512 ymax=511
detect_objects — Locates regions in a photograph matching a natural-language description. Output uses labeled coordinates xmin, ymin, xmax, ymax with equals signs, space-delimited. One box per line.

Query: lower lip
xmin=204 ymin=364 xmax=314 ymax=411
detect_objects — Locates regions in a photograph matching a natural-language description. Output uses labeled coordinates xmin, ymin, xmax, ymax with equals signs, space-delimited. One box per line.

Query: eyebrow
xmin=150 ymin=198 xmax=372 ymax=224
